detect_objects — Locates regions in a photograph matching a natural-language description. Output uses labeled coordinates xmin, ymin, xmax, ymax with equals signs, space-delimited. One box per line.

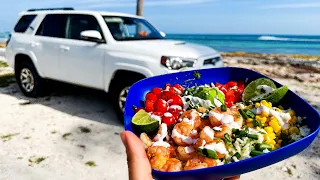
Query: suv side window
xmin=36 ymin=14 xmax=68 ymax=38
xmin=66 ymin=14 xmax=103 ymax=40
xmin=14 ymin=15 xmax=37 ymax=33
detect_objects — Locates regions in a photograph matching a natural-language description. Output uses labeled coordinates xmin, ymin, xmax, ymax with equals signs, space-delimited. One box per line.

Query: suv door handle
xmin=59 ymin=45 xmax=70 ymax=51
xmin=31 ymin=41 xmax=40 ymax=47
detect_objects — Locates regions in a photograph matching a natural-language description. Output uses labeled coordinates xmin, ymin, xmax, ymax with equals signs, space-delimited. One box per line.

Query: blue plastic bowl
xmin=124 ymin=67 xmax=320 ymax=180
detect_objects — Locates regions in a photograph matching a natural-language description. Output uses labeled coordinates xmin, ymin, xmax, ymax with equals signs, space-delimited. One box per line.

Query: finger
xmin=120 ymin=131 xmax=153 ymax=180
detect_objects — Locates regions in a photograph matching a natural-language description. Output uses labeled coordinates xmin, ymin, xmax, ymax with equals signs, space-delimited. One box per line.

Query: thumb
xmin=120 ymin=131 xmax=153 ymax=180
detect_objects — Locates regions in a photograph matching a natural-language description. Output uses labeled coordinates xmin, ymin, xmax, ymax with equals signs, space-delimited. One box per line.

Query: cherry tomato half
xmin=173 ymin=84 xmax=184 ymax=94
xmin=168 ymin=95 xmax=184 ymax=107
xmin=151 ymin=87 xmax=162 ymax=97
xmin=145 ymin=92 xmax=158 ymax=102
xmin=159 ymin=91 xmax=174 ymax=101
xmin=154 ymin=99 xmax=169 ymax=113
xmin=145 ymin=100 xmax=154 ymax=112
xmin=162 ymin=112 xmax=176 ymax=127
xmin=227 ymin=81 xmax=237 ymax=87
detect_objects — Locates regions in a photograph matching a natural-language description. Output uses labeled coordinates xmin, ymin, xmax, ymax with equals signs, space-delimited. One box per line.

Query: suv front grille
xmin=203 ymin=57 xmax=221 ymax=65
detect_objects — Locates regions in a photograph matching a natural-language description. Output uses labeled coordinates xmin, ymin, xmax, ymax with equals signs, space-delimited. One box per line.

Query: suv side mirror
xmin=80 ymin=30 xmax=104 ymax=43
xmin=160 ymin=31 xmax=166 ymax=37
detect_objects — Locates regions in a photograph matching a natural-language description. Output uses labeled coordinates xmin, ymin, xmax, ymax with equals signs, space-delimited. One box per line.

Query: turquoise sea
xmin=167 ymin=34 xmax=320 ymax=56
xmin=2 ymin=32 xmax=320 ymax=55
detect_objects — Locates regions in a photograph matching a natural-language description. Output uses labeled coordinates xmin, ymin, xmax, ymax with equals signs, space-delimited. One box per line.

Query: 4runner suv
xmin=5 ymin=8 xmax=223 ymax=118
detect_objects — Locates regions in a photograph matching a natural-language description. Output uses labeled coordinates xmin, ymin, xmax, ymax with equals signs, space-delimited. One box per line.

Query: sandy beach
xmin=0 ymin=54 xmax=319 ymax=180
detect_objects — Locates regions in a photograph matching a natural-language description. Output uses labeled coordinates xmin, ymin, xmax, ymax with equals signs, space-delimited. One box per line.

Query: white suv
xmin=5 ymin=8 xmax=223 ymax=118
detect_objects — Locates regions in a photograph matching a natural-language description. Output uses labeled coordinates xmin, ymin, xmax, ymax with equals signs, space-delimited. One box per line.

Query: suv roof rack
xmin=27 ymin=7 xmax=74 ymax=12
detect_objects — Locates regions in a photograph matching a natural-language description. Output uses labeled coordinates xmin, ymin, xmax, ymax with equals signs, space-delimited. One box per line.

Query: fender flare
xmin=14 ymin=49 xmax=45 ymax=77
xmin=106 ymin=62 xmax=154 ymax=92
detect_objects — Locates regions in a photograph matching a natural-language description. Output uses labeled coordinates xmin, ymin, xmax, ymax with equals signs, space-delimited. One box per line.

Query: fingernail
xmin=120 ymin=131 xmax=128 ymax=148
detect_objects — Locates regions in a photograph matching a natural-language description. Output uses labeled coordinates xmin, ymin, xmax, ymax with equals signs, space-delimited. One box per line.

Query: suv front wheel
xmin=15 ymin=61 xmax=44 ymax=97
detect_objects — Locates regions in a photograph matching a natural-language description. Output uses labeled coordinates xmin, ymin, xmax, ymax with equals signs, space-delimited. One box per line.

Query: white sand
xmin=0 ymin=60 xmax=319 ymax=180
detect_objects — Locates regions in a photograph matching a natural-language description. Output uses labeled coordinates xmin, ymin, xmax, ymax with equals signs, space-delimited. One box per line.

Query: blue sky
xmin=0 ymin=0 xmax=320 ymax=34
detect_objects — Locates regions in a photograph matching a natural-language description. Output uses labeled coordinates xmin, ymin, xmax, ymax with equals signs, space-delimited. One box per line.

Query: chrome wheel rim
xmin=119 ymin=86 xmax=130 ymax=113
xmin=20 ymin=68 xmax=34 ymax=92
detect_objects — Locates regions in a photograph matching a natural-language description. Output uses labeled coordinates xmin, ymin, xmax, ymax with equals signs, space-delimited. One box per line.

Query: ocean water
xmin=167 ymin=34 xmax=320 ymax=56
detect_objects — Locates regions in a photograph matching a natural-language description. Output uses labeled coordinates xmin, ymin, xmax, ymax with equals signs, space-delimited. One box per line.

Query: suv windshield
xmin=103 ymin=16 xmax=164 ymax=41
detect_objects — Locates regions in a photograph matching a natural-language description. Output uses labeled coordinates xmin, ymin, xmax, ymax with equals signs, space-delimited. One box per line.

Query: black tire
xmin=110 ymin=77 xmax=141 ymax=122
xmin=15 ymin=61 xmax=44 ymax=97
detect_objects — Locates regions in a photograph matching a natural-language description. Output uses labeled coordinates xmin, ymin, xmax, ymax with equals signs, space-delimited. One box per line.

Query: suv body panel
xmin=6 ymin=10 xmax=223 ymax=94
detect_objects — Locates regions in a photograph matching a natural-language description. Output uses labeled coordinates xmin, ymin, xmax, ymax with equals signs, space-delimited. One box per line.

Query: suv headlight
xmin=161 ymin=56 xmax=196 ymax=70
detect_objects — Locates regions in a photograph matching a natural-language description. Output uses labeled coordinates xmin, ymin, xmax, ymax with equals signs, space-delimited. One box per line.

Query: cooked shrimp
xmin=147 ymin=146 xmax=171 ymax=159
xmin=150 ymin=155 xmax=168 ymax=171
xmin=177 ymin=146 xmax=196 ymax=161
xmin=198 ymin=119 xmax=212 ymax=130
xmin=180 ymin=110 xmax=201 ymax=129
xmin=197 ymin=155 xmax=218 ymax=167
xmin=171 ymin=122 xmax=198 ymax=146
xmin=199 ymin=126 xmax=215 ymax=142
xmin=184 ymin=158 xmax=208 ymax=170
xmin=214 ymin=126 xmax=231 ymax=139
xmin=183 ymin=155 xmax=217 ymax=170
xmin=209 ymin=107 xmax=243 ymax=128
xmin=140 ymin=133 xmax=152 ymax=149
xmin=161 ymin=158 xmax=183 ymax=172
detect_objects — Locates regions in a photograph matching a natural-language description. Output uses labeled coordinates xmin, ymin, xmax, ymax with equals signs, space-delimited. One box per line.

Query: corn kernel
xmin=276 ymin=130 xmax=281 ymax=136
xmin=270 ymin=116 xmax=278 ymax=122
xmin=268 ymin=102 xmax=272 ymax=108
xmin=247 ymin=104 xmax=253 ymax=109
xmin=289 ymin=110 xmax=296 ymax=116
xmin=261 ymin=100 xmax=268 ymax=106
xmin=277 ymin=139 xmax=282 ymax=145
xmin=289 ymin=127 xmax=299 ymax=135
xmin=275 ymin=144 xmax=281 ymax=149
xmin=264 ymin=134 xmax=271 ymax=142
xmin=270 ymin=144 xmax=275 ymax=150
xmin=269 ymin=119 xmax=278 ymax=127
xmin=268 ymin=133 xmax=276 ymax=140
xmin=247 ymin=123 xmax=254 ymax=128
xmin=278 ymin=105 xmax=284 ymax=110
xmin=255 ymin=103 xmax=260 ymax=108
xmin=275 ymin=108 xmax=283 ymax=113
xmin=264 ymin=127 xmax=273 ymax=133
xmin=261 ymin=117 xmax=267 ymax=123
xmin=246 ymin=118 xmax=253 ymax=123
xmin=270 ymin=139 xmax=276 ymax=145
xmin=261 ymin=111 xmax=269 ymax=117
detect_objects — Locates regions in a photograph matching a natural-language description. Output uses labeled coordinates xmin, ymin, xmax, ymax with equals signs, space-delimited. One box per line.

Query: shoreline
xmin=221 ymin=52 xmax=320 ymax=61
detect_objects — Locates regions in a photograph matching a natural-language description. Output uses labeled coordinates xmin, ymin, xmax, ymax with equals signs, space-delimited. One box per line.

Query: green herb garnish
xmin=193 ymin=71 xmax=201 ymax=79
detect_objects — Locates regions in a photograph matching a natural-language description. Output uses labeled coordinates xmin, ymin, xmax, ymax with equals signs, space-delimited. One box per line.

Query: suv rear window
xmin=36 ymin=14 xmax=68 ymax=38
xmin=14 ymin=15 xmax=37 ymax=33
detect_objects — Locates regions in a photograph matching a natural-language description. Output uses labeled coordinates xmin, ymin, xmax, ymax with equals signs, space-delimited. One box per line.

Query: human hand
xmin=120 ymin=130 xmax=240 ymax=180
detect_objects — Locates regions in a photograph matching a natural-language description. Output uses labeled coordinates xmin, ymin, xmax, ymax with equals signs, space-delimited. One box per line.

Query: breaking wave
xmin=258 ymin=36 xmax=320 ymax=42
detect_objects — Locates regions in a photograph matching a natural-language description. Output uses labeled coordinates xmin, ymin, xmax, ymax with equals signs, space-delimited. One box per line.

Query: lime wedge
xmin=131 ymin=110 xmax=159 ymax=134
xmin=257 ymin=85 xmax=288 ymax=104
xmin=243 ymin=78 xmax=276 ymax=101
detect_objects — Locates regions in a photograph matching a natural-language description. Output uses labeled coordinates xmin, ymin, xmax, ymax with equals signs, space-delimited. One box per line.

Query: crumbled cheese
xmin=152 ymin=141 xmax=170 ymax=148
xmin=183 ymin=96 xmax=213 ymax=109
xmin=150 ymin=114 xmax=162 ymax=124
xmin=263 ymin=149 xmax=270 ymax=153
xmin=154 ymin=123 xmax=168 ymax=141
xmin=171 ymin=129 xmax=198 ymax=145
xmin=204 ymin=142 xmax=228 ymax=154
xmin=203 ymin=126 xmax=214 ymax=140
xmin=213 ymin=127 xmax=222 ymax=131
xmin=184 ymin=146 xmax=195 ymax=154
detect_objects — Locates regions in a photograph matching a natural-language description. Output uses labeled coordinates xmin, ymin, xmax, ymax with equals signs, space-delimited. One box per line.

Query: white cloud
xmin=260 ymin=2 xmax=320 ymax=9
